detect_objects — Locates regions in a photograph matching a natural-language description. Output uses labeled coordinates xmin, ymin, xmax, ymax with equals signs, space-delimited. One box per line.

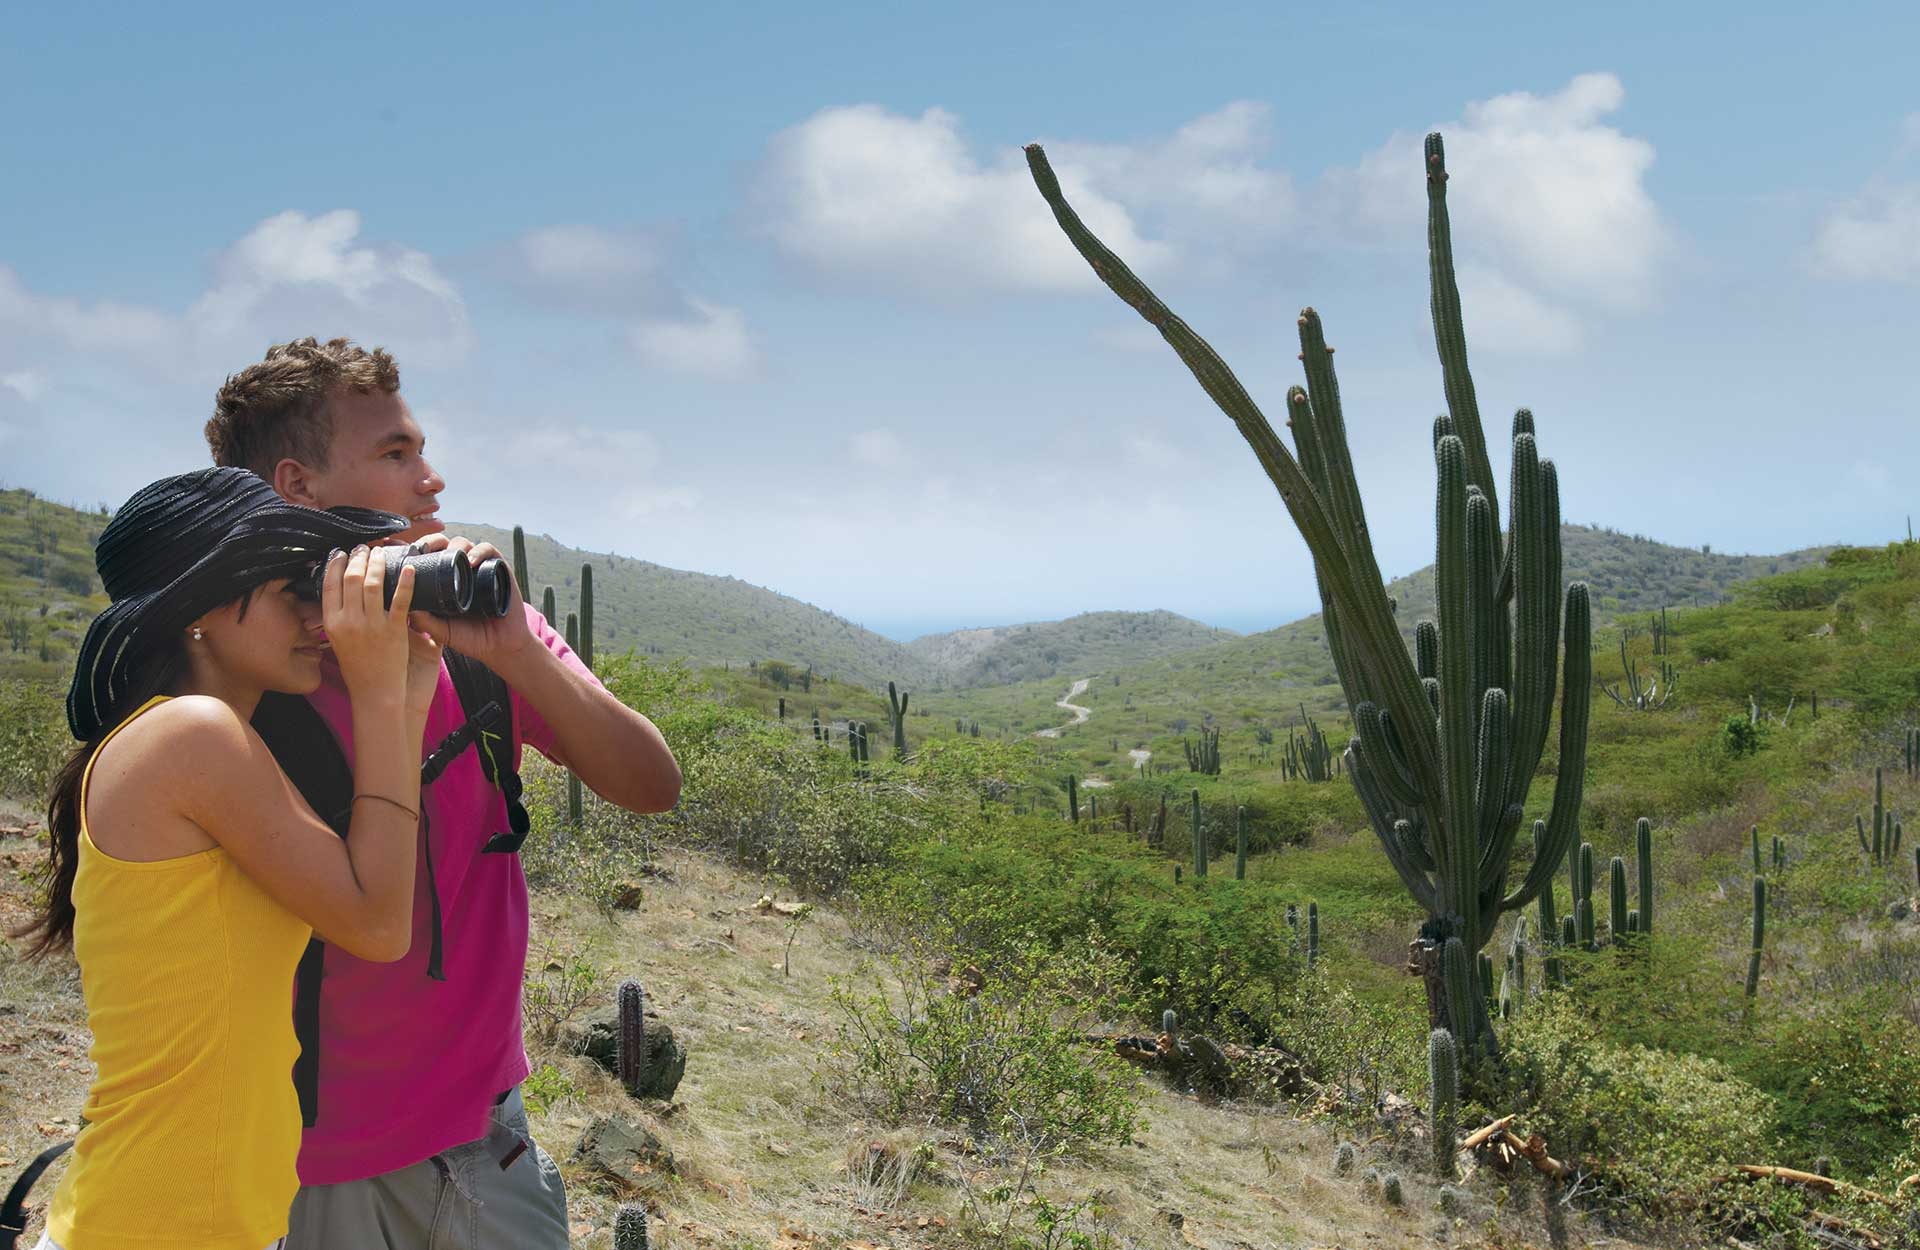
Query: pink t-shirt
xmin=292 ymin=604 xmax=594 ymax=1185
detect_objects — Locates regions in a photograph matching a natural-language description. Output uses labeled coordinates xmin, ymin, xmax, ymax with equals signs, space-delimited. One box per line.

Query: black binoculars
xmin=292 ymin=545 xmax=512 ymax=618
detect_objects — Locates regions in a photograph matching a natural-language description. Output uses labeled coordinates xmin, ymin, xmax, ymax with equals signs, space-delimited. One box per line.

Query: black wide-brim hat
xmin=69 ymin=466 xmax=410 ymax=741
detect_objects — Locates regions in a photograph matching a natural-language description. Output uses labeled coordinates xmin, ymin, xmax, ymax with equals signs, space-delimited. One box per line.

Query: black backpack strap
xmin=442 ymin=648 xmax=529 ymax=853
xmin=1 ymin=1139 xmax=73 ymax=1249
xmin=253 ymin=691 xmax=353 ymax=1129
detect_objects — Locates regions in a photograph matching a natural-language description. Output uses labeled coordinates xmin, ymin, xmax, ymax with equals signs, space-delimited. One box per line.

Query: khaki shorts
xmin=283 ymin=1086 xmax=568 ymax=1250
xmin=34 ymin=1238 xmax=283 ymax=1250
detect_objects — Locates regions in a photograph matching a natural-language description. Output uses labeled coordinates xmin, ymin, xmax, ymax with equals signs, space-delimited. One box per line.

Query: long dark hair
xmin=11 ymin=583 xmax=268 ymax=961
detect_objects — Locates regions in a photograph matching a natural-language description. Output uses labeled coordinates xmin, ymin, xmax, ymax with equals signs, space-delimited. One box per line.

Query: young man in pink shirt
xmin=205 ymin=337 xmax=681 ymax=1248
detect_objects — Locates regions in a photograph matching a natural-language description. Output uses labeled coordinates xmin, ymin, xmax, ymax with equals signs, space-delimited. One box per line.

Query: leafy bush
xmin=1503 ymin=994 xmax=1776 ymax=1212
xmin=825 ymin=937 xmax=1144 ymax=1154
xmin=0 ymin=678 xmax=67 ymax=799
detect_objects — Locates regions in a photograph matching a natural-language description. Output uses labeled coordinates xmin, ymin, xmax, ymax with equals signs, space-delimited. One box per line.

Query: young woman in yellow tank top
xmin=5 ymin=468 xmax=441 ymax=1250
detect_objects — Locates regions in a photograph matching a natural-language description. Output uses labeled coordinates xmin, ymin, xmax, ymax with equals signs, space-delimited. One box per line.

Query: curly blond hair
xmin=206 ymin=337 xmax=401 ymax=478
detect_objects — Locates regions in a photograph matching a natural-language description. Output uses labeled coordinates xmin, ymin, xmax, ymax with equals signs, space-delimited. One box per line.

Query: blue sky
xmin=3 ymin=2 xmax=1916 ymax=639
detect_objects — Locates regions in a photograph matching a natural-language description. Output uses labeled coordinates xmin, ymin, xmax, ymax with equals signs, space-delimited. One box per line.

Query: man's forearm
xmin=494 ymin=643 xmax=681 ymax=813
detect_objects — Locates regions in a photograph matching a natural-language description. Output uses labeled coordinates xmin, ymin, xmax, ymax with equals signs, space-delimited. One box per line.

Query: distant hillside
xmin=0 ymin=489 xmax=109 ymax=682
xmin=925 ymin=524 xmax=1839 ymax=751
xmin=907 ymin=610 xmax=1237 ymax=689
xmin=451 ymin=523 xmax=941 ymax=689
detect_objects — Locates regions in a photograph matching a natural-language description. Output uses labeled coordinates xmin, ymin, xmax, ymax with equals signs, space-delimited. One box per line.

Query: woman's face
xmin=191 ymin=578 xmax=329 ymax=695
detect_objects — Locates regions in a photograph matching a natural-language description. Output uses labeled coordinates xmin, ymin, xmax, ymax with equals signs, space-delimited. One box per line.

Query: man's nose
xmin=418 ymin=460 xmax=446 ymax=496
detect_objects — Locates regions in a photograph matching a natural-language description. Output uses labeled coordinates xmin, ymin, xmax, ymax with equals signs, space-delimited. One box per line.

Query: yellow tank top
xmin=45 ymin=695 xmax=313 ymax=1250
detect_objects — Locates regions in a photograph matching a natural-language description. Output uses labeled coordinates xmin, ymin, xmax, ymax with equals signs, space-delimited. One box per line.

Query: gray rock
xmin=571 ymin=1114 xmax=676 ymax=1196
xmin=561 ymin=1005 xmax=687 ymax=1101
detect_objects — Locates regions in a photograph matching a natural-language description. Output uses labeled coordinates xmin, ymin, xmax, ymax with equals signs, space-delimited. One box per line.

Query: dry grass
xmin=0 ymin=797 xmax=1675 ymax=1249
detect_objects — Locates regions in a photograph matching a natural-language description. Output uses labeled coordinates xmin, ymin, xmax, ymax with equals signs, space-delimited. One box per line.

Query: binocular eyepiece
xmin=292 ymin=545 xmax=513 ymax=618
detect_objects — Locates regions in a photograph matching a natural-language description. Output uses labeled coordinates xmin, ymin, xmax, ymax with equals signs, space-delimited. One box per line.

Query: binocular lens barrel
xmin=295 ymin=548 xmax=511 ymax=619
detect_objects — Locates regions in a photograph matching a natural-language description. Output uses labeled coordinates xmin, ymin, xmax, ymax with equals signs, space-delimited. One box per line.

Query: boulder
xmin=571 ymin=1114 xmax=675 ymax=1196
xmin=562 ymin=1004 xmax=688 ymax=1101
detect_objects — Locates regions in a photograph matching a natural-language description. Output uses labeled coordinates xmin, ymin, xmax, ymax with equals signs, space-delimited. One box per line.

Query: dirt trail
xmin=1032 ymin=677 xmax=1092 ymax=738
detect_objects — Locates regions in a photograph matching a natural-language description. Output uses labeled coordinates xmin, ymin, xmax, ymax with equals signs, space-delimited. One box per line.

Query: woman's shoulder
xmin=101 ymin=696 xmax=254 ymax=774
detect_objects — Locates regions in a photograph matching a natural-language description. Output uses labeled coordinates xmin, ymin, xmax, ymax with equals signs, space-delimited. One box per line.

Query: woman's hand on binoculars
xmin=406 ymin=533 xmax=533 ymax=669
xmin=323 ymin=546 xmax=422 ymax=701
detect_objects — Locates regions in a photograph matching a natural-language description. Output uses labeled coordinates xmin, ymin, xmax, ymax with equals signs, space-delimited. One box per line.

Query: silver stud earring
xmin=191 ymin=627 xmax=204 ymax=641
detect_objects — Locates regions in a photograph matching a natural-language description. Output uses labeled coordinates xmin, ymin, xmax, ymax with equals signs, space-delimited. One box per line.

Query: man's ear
xmin=271 ymin=458 xmax=321 ymax=507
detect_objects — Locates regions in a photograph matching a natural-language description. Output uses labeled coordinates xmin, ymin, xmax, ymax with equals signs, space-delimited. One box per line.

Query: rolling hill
xmin=905 ymin=610 xmax=1237 ymax=689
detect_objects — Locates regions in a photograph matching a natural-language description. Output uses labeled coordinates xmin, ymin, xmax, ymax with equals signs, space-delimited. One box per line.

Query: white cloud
xmin=432 ymin=416 xmax=703 ymax=526
xmin=0 ymin=210 xmax=471 ymax=379
xmin=848 ymin=428 xmax=910 ymax=468
xmin=752 ymin=104 xmax=1172 ymax=294
xmin=1 ymin=370 xmax=47 ymax=402
xmin=1810 ymin=184 xmax=1920 ymax=282
xmin=752 ymin=82 xmax=1662 ymax=346
xmin=1454 ymin=266 xmax=1582 ymax=354
xmin=1852 ymin=459 xmax=1891 ymax=491
xmin=1323 ymin=73 xmax=1668 ymax=311
xmin=628 ymin=300 xmax=757 ymax=380
xmin=493 ymin=224 xmax=684 ymax=317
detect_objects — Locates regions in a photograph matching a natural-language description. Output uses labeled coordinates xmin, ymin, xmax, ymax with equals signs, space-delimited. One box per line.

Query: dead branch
xmin=1460 ymin=1115 xmax=1516 ymax=1152
xmin=1734 ymin=1165 xmax=1892 ymax=1205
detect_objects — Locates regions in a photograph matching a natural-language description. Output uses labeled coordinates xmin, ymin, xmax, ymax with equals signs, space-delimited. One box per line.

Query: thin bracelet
xmin=353 ymin=793 xmax=419 ymax=822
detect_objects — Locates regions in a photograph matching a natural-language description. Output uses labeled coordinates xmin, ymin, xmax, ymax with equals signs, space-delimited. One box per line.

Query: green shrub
xmin=1503 ymin=995 xmax=1776 ymax=1212
xmin=0 ymin=678 xmax=66 ymax=799
xmin=1742 ymin=993 xmax=1920 ymax=1180
xmin=824 ymin=937 xmax=1145 ymax=1154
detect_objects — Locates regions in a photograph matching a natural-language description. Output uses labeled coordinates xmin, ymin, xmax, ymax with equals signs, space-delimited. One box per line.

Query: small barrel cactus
xmin=614 ymin=1201 xmax=649 ymax=1249
xmin=1380 ymin=1172 xmax=1404 ymax=1207
xmin=618 ymin=979 xmax=646 ymax=1095
xmin=1437 ymin=1184 xmax=1466 ymax=1217
xmin=1360 ymin=1165 xmax=1382 ymax=1195
xmin=1334 ymin=1141 xmax=1357 ymax=1176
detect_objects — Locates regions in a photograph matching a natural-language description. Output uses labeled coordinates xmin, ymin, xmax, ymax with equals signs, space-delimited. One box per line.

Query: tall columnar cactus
xmin=1745 ymin=878 xmax=1767 ymax=1000
xmin=1636 ymin=817 xmax=1654 ymax=937
xmin=1907 ymin=728 xmax=1918 ymax=779
xmin=1191 ymin=789 xmax=1206 ymax=877
xmin=1773 ymin=835 xmax=1786 ymax=872
xmin=540 ymin=585 xmax=557 ymax=630
xmin=1609 ymin=857 xmax=1629 ymax=943
xmin=1600 ymin=632 xmax=1674 ymax=710
xmin=887 ymin=681 xmax=910 ymax=759
xmin=1235 ymin=806 xmax=1249 ymax=880
xmin=511 ymin=525 xmax=530 ymax=606
xmin=1067 ymin=774 xmax=1080 ymax=823
xmin=1575 ymin=843 xmax=1596 ymax=950
xmin=1184 ymin=725 xmax=1222 ymax=775
xmin=1532 ymin=821 xmax=1563 ymax=987
xmin=1307 ymin=900 xmax=1320 ymax=967
xmin=1280 ymin=704 xmax=1338 ymax=782
xmin=578 ymin=564 xmax=594 ymax=670
xmin=1752 ymin=825 xmax=1764 ymax=874
xmin=1025 ymin=132 xmax=1592 ymax=1062
xmin=617 ymin=979 xmax=646 ymax=1095
xmin=1429 ymin=1028 xmax=1459 ymax=1177
xmin=614 ymin=1202 xmax=649 ymax=1250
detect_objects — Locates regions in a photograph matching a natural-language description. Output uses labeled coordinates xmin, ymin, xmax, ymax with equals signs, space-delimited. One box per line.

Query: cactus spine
xmin=887 ymin=681 xmax=909 ymax=759
xmin=511 ymin=525 xmax=530 ymax=605
xmin=1745 ymin=878 xmax=1766 ymax=1000
xmin=617 ymin=979 xmax=646 ymax=1095
xmin=614 ymin=1203 xmax=649 ymax=1249
xmin=1028 ymin=132 xmax=1593 ymax=1061
xmin=1429 ymin=1028 xmax=1459 ymax=1177
xmin=1235 ymin=806 xmax=1249 ymax=880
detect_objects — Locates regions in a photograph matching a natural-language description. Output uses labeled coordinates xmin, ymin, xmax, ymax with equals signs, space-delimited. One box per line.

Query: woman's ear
xmin=272 ymin=457 xmax=321 ymax=507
